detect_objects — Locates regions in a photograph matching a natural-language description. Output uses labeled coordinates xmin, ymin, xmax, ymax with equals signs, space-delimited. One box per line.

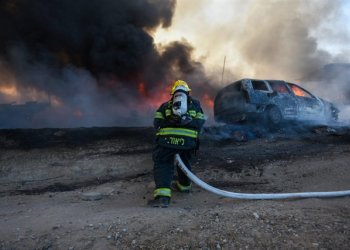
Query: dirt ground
xmin=0 ymin=126 xmax=350 ymax=249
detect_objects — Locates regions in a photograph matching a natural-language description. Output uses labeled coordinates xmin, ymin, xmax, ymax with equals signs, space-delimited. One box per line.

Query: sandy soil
xmin=0 ymin=126 xmax=350 ymax=249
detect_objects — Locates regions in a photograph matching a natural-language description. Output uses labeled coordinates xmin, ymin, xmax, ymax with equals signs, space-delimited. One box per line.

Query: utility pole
xmin=221 ymin=56 xmax=226 ymax=85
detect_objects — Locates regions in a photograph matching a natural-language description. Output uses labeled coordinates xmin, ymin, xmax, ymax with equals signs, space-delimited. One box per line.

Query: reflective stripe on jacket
xmin=156 ymin=127 xmax=198 ymax=138
xmin=153 ymin=96 xmax=205 ymax=149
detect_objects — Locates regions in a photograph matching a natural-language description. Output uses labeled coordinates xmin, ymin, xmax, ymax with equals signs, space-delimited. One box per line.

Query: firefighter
xmin=149 ymin=80 xmax=205 ymax=207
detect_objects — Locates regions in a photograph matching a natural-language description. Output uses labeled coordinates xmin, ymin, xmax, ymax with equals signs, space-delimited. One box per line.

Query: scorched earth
xmin=0 ymin=126 xmax=349 ymax=249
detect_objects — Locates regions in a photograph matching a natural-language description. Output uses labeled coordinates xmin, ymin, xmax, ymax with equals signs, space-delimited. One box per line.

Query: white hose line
xmin=175 ymin=154 xmax=350 ymax=200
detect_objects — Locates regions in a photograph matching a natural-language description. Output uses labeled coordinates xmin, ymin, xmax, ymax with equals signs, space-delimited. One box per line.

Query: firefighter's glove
xmin=180 ymin=114 xmax=192 ymax=125
xmin=168 ymin=114 xmax=181 ymax=125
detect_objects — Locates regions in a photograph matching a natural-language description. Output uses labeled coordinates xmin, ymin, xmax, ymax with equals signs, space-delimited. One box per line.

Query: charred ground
xmin=0 ymin=125 xmax=350 ymax=249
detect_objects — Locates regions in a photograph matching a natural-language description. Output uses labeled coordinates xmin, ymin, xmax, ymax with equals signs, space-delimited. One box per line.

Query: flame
xmin=138 ymin=82 xmax=147 ymax=96
xmin=0 ymin=79 xmax=57 ymax=104
xmin=137 ymin=82 xmax=172 ymax=109
xmin=290 ymin=85 xmax=308 ymax=97
xmin=202 ymin=93 xmax=214 ymax=109
xmin=0 ymin=85 xmax=19 ymax=98
xmin=148 ymin=84 xmax=172 ymax=108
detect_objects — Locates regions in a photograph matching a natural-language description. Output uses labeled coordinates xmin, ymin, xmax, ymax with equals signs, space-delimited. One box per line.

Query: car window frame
xmin=267 ymin=81 xmax=291 ymax=94
xmin=287 ymin=83 xmax=316 ymax=99
xmin=250 ymin=80 xmax=273 ymax=93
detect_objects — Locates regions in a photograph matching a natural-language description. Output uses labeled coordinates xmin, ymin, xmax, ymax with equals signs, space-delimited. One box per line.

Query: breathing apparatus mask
xmin=172 ymin=90 xmax=188 ymax=116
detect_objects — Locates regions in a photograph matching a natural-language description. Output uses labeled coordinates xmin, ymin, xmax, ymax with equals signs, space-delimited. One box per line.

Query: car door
xmin=287 ymin=83 xmax=323 ymax=120
xmin=267 ymin=81 xmax=297 ymax=119
xmin=241 ymin=79 xmax=272 ymax=104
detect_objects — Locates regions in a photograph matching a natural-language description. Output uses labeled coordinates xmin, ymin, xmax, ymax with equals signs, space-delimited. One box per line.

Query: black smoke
xmin=0 ymin=0 xmax=216 ymax=128
xmin=0 ymin=0 xmax=173 ymax=77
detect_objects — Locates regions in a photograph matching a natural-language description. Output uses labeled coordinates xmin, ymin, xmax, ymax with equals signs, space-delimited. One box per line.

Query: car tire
xmin=265 ymin=106 xmax=283 ymax=128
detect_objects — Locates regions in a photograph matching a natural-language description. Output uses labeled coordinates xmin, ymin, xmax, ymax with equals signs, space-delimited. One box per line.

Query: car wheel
xmin=265 ymin=106 xmax=283 ymax=127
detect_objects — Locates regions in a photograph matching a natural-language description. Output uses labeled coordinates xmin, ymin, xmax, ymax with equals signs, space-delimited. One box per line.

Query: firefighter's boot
xmin=172 ymin=181 xmax=192 ymax=193
xmin=148 ymin=188 xmax=171 ymax=208
xmin=148 ymin=196 xmax=170 ymax=208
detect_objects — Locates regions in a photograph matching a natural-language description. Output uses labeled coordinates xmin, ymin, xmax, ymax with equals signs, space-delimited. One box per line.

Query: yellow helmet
xmin=170 ymin=80 xmax=191 ymax=95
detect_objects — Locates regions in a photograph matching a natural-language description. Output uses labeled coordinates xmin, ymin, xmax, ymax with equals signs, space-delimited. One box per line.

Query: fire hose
xmin=175 ymin=154 xmax=350 ymax=200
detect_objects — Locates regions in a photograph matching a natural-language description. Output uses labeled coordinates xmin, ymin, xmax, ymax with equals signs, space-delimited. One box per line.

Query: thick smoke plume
xmin=234 ymin=1 xmax=350 ymax=122
xmin=1 ymin=0 xmax=349 ymax=128
xmin=303 ymin=63 xmax=350 ymax=122
xmin=235 ymin=1 xmax=333 ymax=79
xmin=0 ymin=0 xmax=216 ymax=128
xmin=235 ymin=0 xmax=350 ymax=122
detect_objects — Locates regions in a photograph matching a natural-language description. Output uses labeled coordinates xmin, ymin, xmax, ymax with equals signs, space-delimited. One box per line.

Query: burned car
xmin=214 ymin=79 xmax=338 ymax=126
